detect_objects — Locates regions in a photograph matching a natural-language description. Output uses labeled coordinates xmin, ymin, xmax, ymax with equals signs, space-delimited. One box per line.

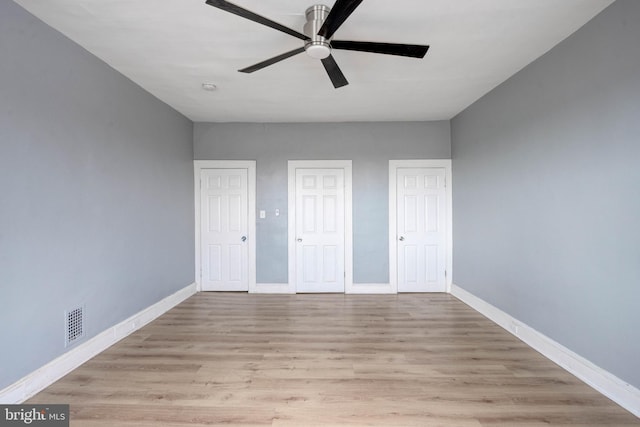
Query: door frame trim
xmin=194 ymin=160 xmax=257 ymax=292
xmin=288 ymin=160 xmax=353 ymax=293
xmin=389 ymin=160 xmax=453 ymax=293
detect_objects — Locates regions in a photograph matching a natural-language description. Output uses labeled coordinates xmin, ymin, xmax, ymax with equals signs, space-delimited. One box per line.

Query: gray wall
xmin=194 ymin=122 xmax=451 ymax=283
xmin=0 ymin=2 xmax=194 ymax=390
xmin=451 ymin=0 xmax=640 ymax=389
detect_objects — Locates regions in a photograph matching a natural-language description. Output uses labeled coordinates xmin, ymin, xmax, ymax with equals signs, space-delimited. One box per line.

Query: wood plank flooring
xmin=28 ymin=293 xmax=639 ymax=426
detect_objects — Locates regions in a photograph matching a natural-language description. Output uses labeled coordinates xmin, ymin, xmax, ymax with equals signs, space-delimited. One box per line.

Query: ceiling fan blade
xmin=331 ymin=41 xmax=429 ymax=58
xmin=205 ymin=0 xmax=309 ymax=41
xmin=318 ymin=0 xmax=363 ymax=40
xmin=239 ymin=47 xmax=305 ymax=73
xmin=321 ymin=55 xmax=349 ymax=89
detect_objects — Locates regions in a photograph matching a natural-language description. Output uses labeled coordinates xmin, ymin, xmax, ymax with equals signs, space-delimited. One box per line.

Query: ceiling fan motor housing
xmin=304 ymin=4 xmax=331 ymax=59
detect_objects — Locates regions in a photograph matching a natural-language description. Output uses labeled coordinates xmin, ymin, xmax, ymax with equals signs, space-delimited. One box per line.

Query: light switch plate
xmin=259 ymin=210 xmax=266 ymax=219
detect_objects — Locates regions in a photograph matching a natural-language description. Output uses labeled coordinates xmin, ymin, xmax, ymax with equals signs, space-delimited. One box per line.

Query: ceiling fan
xmin=205 ymin=0 xmax=430 ymax=89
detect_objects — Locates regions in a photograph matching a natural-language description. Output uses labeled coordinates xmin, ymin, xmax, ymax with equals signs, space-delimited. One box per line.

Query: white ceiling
xmin=14 ymin=0 xmax=613 ymax=122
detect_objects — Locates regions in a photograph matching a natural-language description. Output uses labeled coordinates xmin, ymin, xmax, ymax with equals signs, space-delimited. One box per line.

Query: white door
xmin=295 ymin=168 xmax=345 ymax=293
xmin=397 ymin=168 xmax=447 ymax=292
xmin=200 ymin=168 xmax=248 ymax=291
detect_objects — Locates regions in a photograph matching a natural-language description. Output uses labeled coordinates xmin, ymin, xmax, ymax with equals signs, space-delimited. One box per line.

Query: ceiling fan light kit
xmin=204 ymin=0 xmax=429 ymax=89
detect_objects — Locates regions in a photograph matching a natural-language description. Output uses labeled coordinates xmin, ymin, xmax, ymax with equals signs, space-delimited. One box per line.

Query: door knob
xmin=241 ymin=236 xmax=247 ymax=242
xmin=297 ymin=238 xmax=303 ymax=242
xmin=399 ymin=236 xmax=405 ymax=241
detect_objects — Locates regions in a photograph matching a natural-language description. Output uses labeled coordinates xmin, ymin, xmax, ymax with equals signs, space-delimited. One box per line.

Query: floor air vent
xmin=65 ymin=306 xmax=85 ymax=347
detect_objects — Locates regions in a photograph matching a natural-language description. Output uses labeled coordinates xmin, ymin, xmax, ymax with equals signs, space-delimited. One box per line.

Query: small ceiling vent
xmin=65 ymin=306 xmax=85 ymax=347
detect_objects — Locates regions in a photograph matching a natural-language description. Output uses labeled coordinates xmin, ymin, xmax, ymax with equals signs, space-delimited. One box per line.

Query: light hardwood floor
xmin=28 ymin=293 xmax=639 ymax=426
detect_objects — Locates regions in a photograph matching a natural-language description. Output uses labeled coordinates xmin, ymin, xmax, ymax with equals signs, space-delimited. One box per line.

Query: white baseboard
xmin=251 ymin=283 xmax=397 ymax=294
xmin=450 ymin=284 xmax=640 ymax=418
xmin=251 ymin=283 xmax=295 ymax=294
xmin=347 ymin=283 xmax=395 ymax=294
xmin=0 ymin=282 xmax=197 ymax=404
